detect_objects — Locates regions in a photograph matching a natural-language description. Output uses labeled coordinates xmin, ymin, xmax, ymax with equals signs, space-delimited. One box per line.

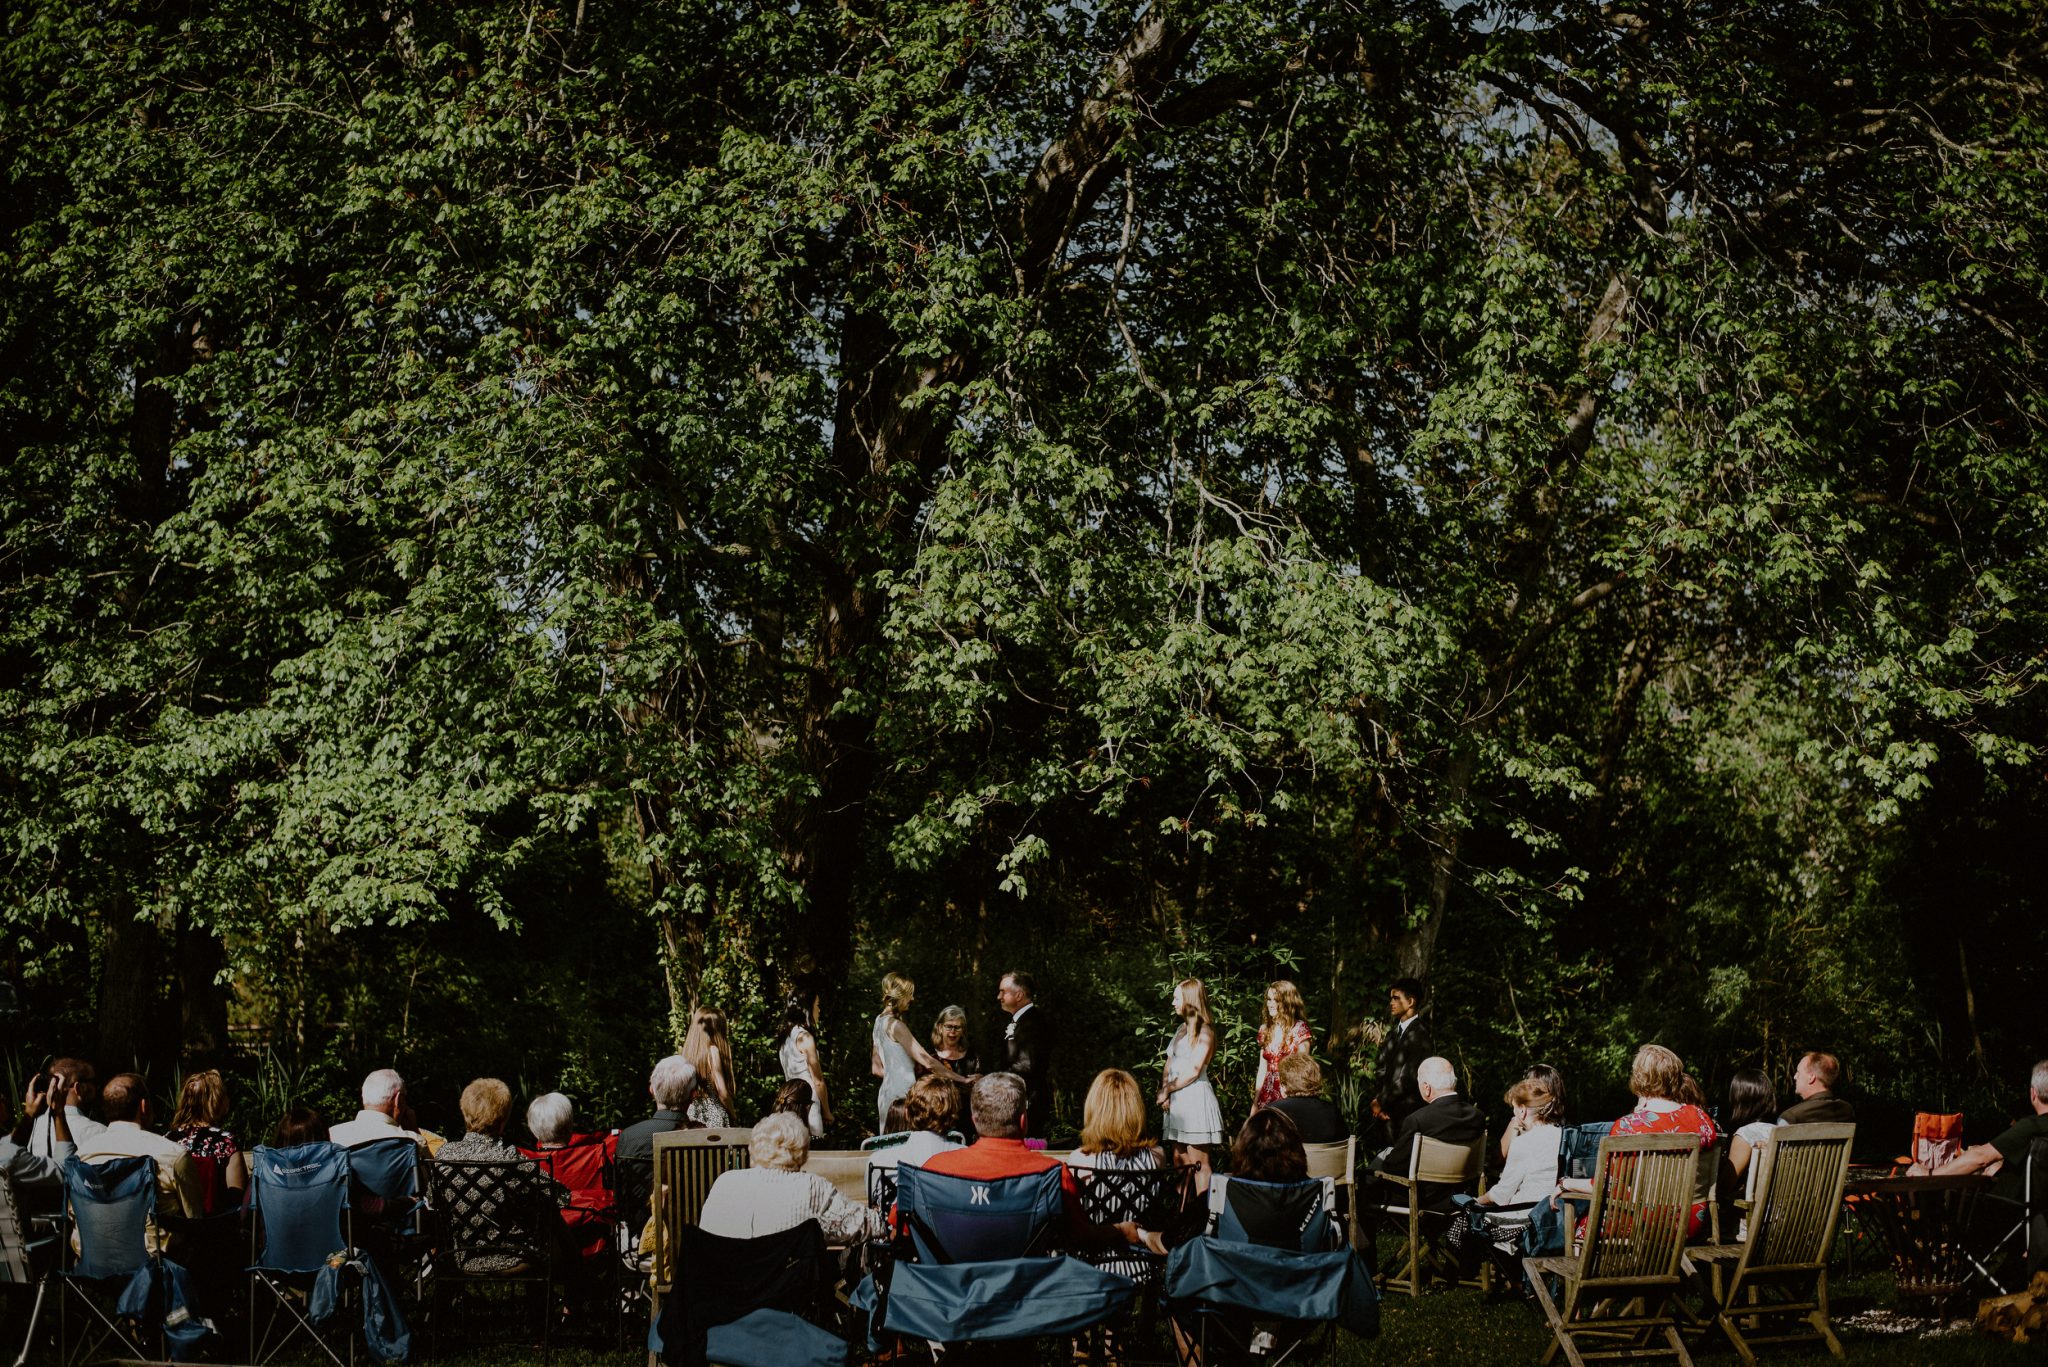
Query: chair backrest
xmin=896 ymin=1163 xmax=1066 ymax=1263
xmin=802 ymin=1150 xmax=868 ymax=1205
xmin=1559 ymin=1121 xmax=1614 ymax=1180
xmin=1739 ymin=1123 xmax=1853 ymax=1274
xmin=427 ymin=1156 xmax=553 ymax=1267
xmin=1302 ymin=1139 xmax=1356 ymax=1188
xmin=651 ymin=1129 xmax=751 ymax=1290
xmin=1576 ymin=1133 xmax=1699 ymax=1285
xmin=522 ymin=1135 xmax=616 ymax=1216
xmin=1913 ymin=1111 xmax=1964 ymax=1170
xmin=1070 ymin=1165 xmax=1196 ymax=1241
xmin=251 ymin=1142 xmax=351 ymax=1274
xmin=62 ymin=1156 xmax=158 ymax=1280
xmin=861 ymin=1131 xmax=911 ymax=1152
xmin=348 ymin=1135 xmax=423 ymax=1204
xmin=665 ymin=1219 xmax=832 ymax=1362
xmin=1410 ymin=1134 xmax=1484 ymax=1186
xmin=1 ymin=1172 xmax=40 ymax=1283
xmin=1215 ymin=1177 xmax=1333 ymax=1253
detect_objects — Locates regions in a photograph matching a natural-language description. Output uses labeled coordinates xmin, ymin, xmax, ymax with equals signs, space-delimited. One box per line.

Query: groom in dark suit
xmin=1367 ymin=976 xmax=1432 ymax=1146
xmin=997 ymin=970 xmax=1054 ymax=1137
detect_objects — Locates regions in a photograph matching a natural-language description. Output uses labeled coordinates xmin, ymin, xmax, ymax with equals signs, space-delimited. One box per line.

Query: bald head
xmin=100 ymin=1072 xmax=150 ymax=1125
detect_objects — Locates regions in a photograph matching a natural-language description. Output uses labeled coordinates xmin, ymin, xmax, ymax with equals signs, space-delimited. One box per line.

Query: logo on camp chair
xmin=970 ymin=1186 xmax=991 ymax=1206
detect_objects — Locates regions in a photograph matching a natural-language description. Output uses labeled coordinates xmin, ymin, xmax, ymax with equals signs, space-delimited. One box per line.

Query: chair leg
xmin=1523 ymin=1263 xmax=1579 ymax=1367
xmin=11 ymin=1276 xmax=49 ymax=1367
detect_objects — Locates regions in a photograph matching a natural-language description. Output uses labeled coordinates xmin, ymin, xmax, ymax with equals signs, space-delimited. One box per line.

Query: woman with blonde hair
xmin=1558 ymin=1044 xmax=1718 ymax=1237
xmin=1157 ymin=978 xmax=1224 ymax=1153
xmin=869 ymin=972 xmax=960 ymax=1132
xmin=1253 ymin=979 xmax=1312 ymax=1107
xmin=165 ymin=1068 xmax=247 ymax=1212
xmin=1072 ymin=1069 xmax=1162 ymax=1171
xmin=683 ymin=1007 xmax=737 ymax=1128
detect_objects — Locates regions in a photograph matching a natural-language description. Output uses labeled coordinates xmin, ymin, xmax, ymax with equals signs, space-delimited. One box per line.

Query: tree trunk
xmin=174 ymin=924 xmax=228 ymax=1064
xmin=97 ymin=908 xmax=167 ymax=1076
xmin=1391 ymin=750 xmax=1475 ymax=979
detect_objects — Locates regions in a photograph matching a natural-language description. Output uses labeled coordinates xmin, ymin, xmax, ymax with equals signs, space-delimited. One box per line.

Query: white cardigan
xmin=1489 ymin=1123 xmax=1562 ymax=1206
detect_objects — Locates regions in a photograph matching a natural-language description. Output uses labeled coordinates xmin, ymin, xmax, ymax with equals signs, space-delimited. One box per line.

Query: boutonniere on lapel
xmin=1005 ymin=1022 xmax=1017 ymax=1041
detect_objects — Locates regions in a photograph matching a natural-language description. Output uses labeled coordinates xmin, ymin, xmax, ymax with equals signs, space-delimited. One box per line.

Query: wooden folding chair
xmin=1370 ymin=1132 xmax=1486 ymax=1296
xmin=1685 ymin=1123 xmax=1854 ymax=1364
xmin=1524 ymin=1131 xmax=1700 ymax=1367
xmin=1303 ymin=1138 xmax=1358 ymax=1249
xmin=646 ymin=1128 xmax=749 ymax=1367
xmin=800 ymin=1151 xmax=868 ymax=1206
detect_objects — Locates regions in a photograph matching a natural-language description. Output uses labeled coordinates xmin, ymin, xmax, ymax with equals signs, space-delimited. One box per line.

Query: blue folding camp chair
xmin=1163 ymin=1178 xmax=1378 ymax=1367
xmin=346 ymin=1137 xmax=429 ymax=1306
xmin=249 ymin=1142 xmax=356 ymax=1367
xmin=855 ymin=1165 xmax=1135 ymax=1352
xmin=56 ymin=1156 xmax=162 ymax=1367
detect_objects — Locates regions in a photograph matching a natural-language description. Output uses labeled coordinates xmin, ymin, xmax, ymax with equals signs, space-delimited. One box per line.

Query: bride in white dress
xmin=1158 ymin=977 xmax=1225 ymax=1149
xmin=870 ymin=972 xmax=962 ymax=1133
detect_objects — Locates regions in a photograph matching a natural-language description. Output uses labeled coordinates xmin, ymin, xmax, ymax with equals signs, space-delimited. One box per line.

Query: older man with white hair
xmin=1360 ymin=1055 xmax=1486 ymax=1270
xmin=618 ymin=1054 xmax=702 ymax=1230
xmin=329 ymin=1068 xmax=426 ymax=1149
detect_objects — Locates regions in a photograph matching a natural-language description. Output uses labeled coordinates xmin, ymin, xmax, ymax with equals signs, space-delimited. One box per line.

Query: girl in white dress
xmin=869 ymin=972 xmax=960 ymax=1133
xmin=1158 ymin=977 xmax=1225 ymax=1152
xmin=775 ymin=993 xmax=833 ymax=1137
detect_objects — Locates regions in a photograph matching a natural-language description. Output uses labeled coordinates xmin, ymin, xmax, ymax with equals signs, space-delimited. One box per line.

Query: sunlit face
xmin=1794 ymin=1059 xmax=1820 ymax=1099
xmin=1388 ymin=989 xmax=1416 ymax=1021
xmin=939 ymin=1018 xmax=964 ymax=1047
xmin=1172 ymin=985 xmax=1190 ymax=1017
xmin=1265 ymin=989 xmax=1280 ymax=1017
xmin=997 ymin=977 xmax=1025 ymax=1013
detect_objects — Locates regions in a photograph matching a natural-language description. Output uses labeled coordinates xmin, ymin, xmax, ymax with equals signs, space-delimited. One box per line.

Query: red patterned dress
xmin=1256 ymin=1020 xmax=1313 ymax=1106
xmin=1609 ymin=1099 xmax=1720 ymax=1236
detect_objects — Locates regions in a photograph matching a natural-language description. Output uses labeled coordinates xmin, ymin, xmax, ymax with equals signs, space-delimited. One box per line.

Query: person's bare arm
xmin=799 ymin=1034 xmax=833 ymax=1125
xmin=1914 ymin=1142 xmax=2003 ymax=1179
xmin=871 ymin=1042 xmax=886 ymax=1078
xmin=893 ymin=1019 xmax=955 ymax=1075
xmin=225 ymin=1147 xmax=249 ymax=1195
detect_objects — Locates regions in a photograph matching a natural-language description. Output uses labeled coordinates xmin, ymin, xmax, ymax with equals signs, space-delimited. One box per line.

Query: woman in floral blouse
xmin=165 ymin=1069 xmax=246 ymax=1214
xmin=1253 ymin=979 xmax=1313 ymax=1108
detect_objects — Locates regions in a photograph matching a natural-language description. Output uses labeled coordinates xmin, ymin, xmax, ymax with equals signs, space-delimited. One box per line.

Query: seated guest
xmin=1266 ymin=1055 xmax=1346 ymax=1144
xmin=1498 ymin=1064 xmax=1567 ymax=1161
xmin=1481 ymin=1072 xmax=1565 ymax=1212
xmin=1910 ymin=1058 xmax=2048 ymax=1203
xmin=1778 ymin=1051 xmax=1855 ymax=1125
xmin=164 ymin=1068 xmax=248 ymax=1214
xmin=699 ymin=1111 xmax=880 ymax=1244
xmin=1724 ymin=1069 xmax=1778 ymax=1189
xmin=618 ymin=1055 xmax=702 ymax=1231
xmin=1372 ymin=1056 xmax=1485 ymax=1191
xmin=1069 ymin=1069 xmax=1163 ymax=1171
xmin=4 ymin=1070 xmax=80 ymax=1187
xmin=438 ymin=1078 xmax=566 ymax=1272
xmin=1119 ymin=1110 xmax=1335 ymax=1266
xmin=74 ymin=1073 xmax=206 ymax=1250
xmin=525 ymin=1090 xmax=617 ymax=1262
xmin=329 ymin=1068 xmax=426 ymax=1149
xmin=1359 ymin=1056 xmax=1484 ymax=1265
xmin=437 ymin=1078 xmax=526 ymax=1164
xmin=22 ymin=1058 xmax=105 ymax=1162
xmin=924 ymin=1072 xmax=1112 ymax=1249
xmin=867 ymin=1074 xmax=964 ymax=1171
xmin=273 ymin=1107 xmax=328 ymax=1146
xmin=1563 ymin=1044 xmax=1718 ymax=1238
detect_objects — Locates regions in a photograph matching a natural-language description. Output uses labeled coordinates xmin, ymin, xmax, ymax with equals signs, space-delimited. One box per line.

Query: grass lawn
xmin=407 ymin=1266 xmax=2036 ymax=1367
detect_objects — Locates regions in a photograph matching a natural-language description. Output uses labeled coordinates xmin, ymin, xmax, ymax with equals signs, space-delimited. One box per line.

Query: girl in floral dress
xmin=1253 ymin=979 xmax=1313 ymax=1108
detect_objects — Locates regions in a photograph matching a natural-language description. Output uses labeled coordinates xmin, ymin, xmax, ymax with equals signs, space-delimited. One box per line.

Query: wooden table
xmin=1840 ymin=1169 xmax=1992 ymax=1317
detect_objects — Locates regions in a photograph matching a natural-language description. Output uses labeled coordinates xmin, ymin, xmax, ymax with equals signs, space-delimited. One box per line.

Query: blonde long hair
xmin=683 ymin=1008 xmax=735 ymax=1095
xmin=1262 ymin=979 xmax=1305 ymax=1046
xmin=1080 ymin=1069 xmax=1155 ymax=1159
xmin=1175 ymin=978 xmax=1213 ymax=1043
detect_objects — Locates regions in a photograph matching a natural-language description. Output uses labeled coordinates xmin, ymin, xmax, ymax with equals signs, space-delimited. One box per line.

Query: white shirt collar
xmin=1396 ymin=1015 xmax=1416 ymax=1033
xmin=1012 ymin=1001 xmax=1035 ymax=1021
